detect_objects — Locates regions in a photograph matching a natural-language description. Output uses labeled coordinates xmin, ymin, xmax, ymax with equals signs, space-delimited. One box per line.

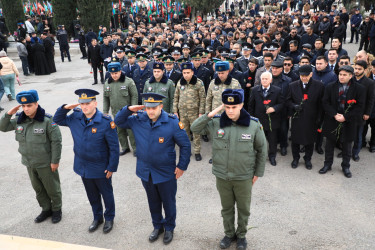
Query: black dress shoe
xmin=0 ymin=107 xmax=4 ymax=111
xmin=291 ymin=159 xmax=299 ymax=168
xmin=120 ymin=148 xmax=130 ymax=156
xmin=352 ymin=155 xmax=360 ymax=162
xmin=316 ymin=147 xmax=324 ymax=154
xmin=92 ymin=82 xmax=98 ymax=85
xmin=51 ymin=210 xmax=62 ymax=223
xmin=163 ymin=230 xmax=173 ymax=244
xmin=103 ymin=220 xmax=114 ymax=233
xmin=343 ymin=168 xmax=352 ymax=178
xmin=319 ymin=165 xmax=332 ymax=174
xmin=305 ymin=160 xmax=312 ymax=170
xmin=337 ymin=152 xmax=343 ymax=158
xmin=195 ymin=153 xmax=202 ymax=161
xmin=202 ymin=135 xmax=209 ymax=142
xmin=236 ymin=237 xmax=247 ymax=250
xmin=300 ymin=146 xmax=305 ymax=153
xmin=269 ymin=157 xmax=276 ymax=166
xmin=149 ymin=227 xmax=164 ymax=242
xmin=34 ymin=210 xmax=52 ymax=223
xmin=370 ymin=146 xmax=375 ymax=153
xmin=209 ymin=158 xmax=212 ymax=164
xmin=89 ymin=219 xmax=104 ymax=232
xmin=280 ymin=147 xmax=287 ymax=156
xmin=220 ymin=235 xmax=236 ymax=249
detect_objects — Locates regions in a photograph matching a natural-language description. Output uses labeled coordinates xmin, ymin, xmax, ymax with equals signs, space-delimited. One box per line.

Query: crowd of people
xmin=1 ymin=1 xmax=375 ymax=249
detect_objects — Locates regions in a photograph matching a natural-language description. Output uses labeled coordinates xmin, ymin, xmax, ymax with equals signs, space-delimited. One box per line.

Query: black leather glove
xmin=294 ymin=104 xmax=302 ymax=112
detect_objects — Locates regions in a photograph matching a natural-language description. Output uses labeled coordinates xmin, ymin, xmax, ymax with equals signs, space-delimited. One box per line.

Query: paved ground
xmin=0 ymin=37 xmax=374 ymax=250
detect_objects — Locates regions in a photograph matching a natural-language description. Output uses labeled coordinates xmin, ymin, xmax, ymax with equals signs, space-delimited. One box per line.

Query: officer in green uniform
xmin=103 ymin=62 xmax=138 ymax=156
xmin=143 ymin=62 xmax=175 ymax=113
xmin=191 ymin=89 xmax=267 ymax=250
xmin=0 ymin=90 xmax=63 ymax=223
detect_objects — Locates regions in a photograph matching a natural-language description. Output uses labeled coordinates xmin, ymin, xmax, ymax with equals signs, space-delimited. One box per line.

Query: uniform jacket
xmin=53 ymin=107 xmax=119 ymax=178
xmin=103 ymin=72 xmax=138 ymax=115
xmin=193 ymin=65 xmax=211 ymax=92
xmin=166 ymin=68 xmax=182 ymax=86
xmin=173 ymin=75 xmax=206 ymax=115
xmin=287 ymin=79 xmax=325 ymax=145
xmin=143 ymin=74 xmax=176 ymax=113
xmin=206 ymin=75 xmax=242 ymax=113
xmin=235 ymin=56 xmax=251 ymax=73
xmin=249 ymin=85 xmax=284 ymax=131
xmin=114 ymin=107 xmax=191 ymax=184
xmin=122 ymin=63 xmax=140 ymax=79
xmin=350 ymin=13 xmax=362 ymax=27
xmin=133 ymin=65 xmax=153 ymax=103
xmin=322 ymin=79 xmax=365 ymax=142
xmin=0 ymin=106 xmax=62 ymax=168
xmin=202 ymin=61 xmax=214 ymax=79
xmin=312 ymin=67 xmax=338 ymax=86
xmin=190 ymin=110 xmax=267 ymax=180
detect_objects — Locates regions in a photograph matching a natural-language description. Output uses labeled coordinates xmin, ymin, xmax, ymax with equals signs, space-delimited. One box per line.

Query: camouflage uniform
xmin=173 ymin=76 xmax=206 ymax=154
xmin=206 ymin=76 xmax=242 ymax=113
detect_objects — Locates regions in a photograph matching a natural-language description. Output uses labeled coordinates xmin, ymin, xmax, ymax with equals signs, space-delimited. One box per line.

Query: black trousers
xmin=265 ymin=129 xmax=278 ymax=158
xmin=350 ymin=27 xmax=359 ymax=42
xmin=278 ymin=117 xmax=289 ymax=148
xmin=316 ymin=131 xmax=323 ymax=148
xmin=80 ymin=44 xmax=87 ymax=58
xmin=324 ymin=138 xmax=352 ymax=169
xmin=92 ymin=63 xmax=104 ymax=83
xmin=362 ymin=118 xmax=375 ymax=147
xmin=359 ymin=36 xmax=369 ymax=51
xmin=292 ymin=143 xmax=314 ymax=161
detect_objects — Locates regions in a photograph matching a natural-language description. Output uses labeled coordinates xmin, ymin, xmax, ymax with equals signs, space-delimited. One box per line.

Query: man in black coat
xmin=351 ymin=61 xmax=375 ymax=161
xmin=235 ymin=42 xmax=252 ymax=73
xmin=249 ymin=71 xmax=284 ymax=166
xmin=163 ymin=56 xmax=182 ymax=86
xmin=56 ymin=25 xmax=71 ymax=62
xmin=363 ymin=60 xmax=375 ymax=152
xmin=320 ymin=66 xmax=365 ymax=178
xmin=281 ymin=28 xmax=301 ymax=53
xmin=132 ymin=54 xmax=153 ymax=104
xmin=87 ymin=38 xmax=104 ymax=85
xmin=191 ymin=52 xmax=211 ymax=93
xmin=242 ymin=58 xmax=258 ymax=112
xmin=287 ymin=65 xmax=324 ymax=170
xmin=41 ymin=32 xmax=56 ymax=73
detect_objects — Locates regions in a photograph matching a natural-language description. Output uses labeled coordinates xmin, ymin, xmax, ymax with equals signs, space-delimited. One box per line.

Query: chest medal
xmin=180 ymin=86 xmax=185 ymax=90
xmin=92 ymin=128 xmax=97 ymax=133
xmin=148 ymin=87 xmax=153 ymax=91
xmin=217 ymin=129 xmax=225 ymax=138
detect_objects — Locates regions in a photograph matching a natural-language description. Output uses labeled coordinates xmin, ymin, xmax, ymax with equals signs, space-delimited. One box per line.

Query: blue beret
xmin=153 ymin=62 xmax=165 ymax=70
xmin=142 ymin=93 xmax=166 ymax=107
xmin=108 ymin=62 xmax=121 ymax=72
xmin=16 ymin=90 xmax=39 ymax=104
xmin=75 ymin=89 xmax=100 ymax=103
xmin=222 ymin=89 xmax=244 ymax=105
xmin=181 ymin=62 xmax=193 ymax=70
xmin=215 ymin=61 xmax=230 ymax=72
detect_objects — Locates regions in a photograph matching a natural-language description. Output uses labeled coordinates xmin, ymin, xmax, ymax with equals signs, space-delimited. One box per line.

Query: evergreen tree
xmin=1 ymin=0 xmax=24 ymax=33
xmin=76 ymin=0 xmax=112 ymax=33
xmin=183 ymin=0 xmax=224 ymax=17
xmin=51 ymin=0 xmax=78 ymax=36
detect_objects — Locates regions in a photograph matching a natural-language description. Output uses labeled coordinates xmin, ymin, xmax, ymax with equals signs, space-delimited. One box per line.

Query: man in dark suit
xmin=132 ymin=54 xmax=153 ymax=104
xmin=287 ymin=65 xmax=325 ymax=170
xmin=122 ymin=50 xmax=140 ymax=79
xmin=249 ymin=71 xmax=284 ymax=166
xmin=210 ymin=32 xmax=221 ymax=52
xmin=87 ymin=38 xmax=104 ymax=85
xmin=351 ymin=60 xmax=375 ymax=161
xmin=362 ymin=60 xmax=375 ymax=152
xmin=163 ymin=56 xmax=182 ymax=86
xmin=320 ymin=66 xmax=365 ymax=178
xmin=235 ymin=42 xmax=252 ymax=73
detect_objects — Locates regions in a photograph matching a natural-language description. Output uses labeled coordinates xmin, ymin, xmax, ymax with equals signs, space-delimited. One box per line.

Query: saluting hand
xmin=7 ymin=105 xmax=21 ymax=115
xmin=104 ymin=170 xmax=113 ymax=179
xmin=128 ymin=105 xmax=145 ymax=112
xmin=208 ymin=104 xmax=224 ymax=118
xmin=64 ymin=103 xmax=80 ymax=110
xmin=175 ymin=167 xmax=184 ymax=179
xmin=51 ymin=163 xmax=59 ymax=172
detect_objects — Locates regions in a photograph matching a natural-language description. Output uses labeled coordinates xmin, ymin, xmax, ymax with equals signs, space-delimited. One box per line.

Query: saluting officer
xmin=53 ymin=89 xmax=119 ymax=233
xmin=0 ymin=90 xmax=63 ymax=224
xmin=143 ymin=62 xmax=175 ymax=113
xmin=191 ymin=89 xmax=267 ymax=250
xmin=173 ymin=62 xmax=206 ymax=161
xmin=103 ymin=62 xmax=138 ymax=156
xmin=114 ymin=93 xmax=191 ymax=245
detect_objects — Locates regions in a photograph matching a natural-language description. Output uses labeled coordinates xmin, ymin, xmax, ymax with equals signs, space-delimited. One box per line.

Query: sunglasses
xmin=284 ymin=63 xmax=292 ymax=66
xmin=339 ymin=61 xmax=350 ymax=65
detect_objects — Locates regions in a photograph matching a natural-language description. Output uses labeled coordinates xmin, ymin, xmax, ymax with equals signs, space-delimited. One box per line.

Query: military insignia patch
xmin=33 ymin=128 xmax=45 ymax=134
xmin=180 ymin=86 xmax=185 ymax=90
xmin=51 ymin=122 xmax=57 ymax=127
xmin=241 ymin=134 xmax=251 ymax=140
xmin=120 ymin=86 xmax=127 ymax=90
xmin=16 ymin=126 xmax=24 ymax=133
xmin=217 ymin=129 xmax=225 ymax=138
xmin=110 ymin=121 xmax=116 ymax=129
xmin=105 ymin=86 xmax=111 ymax=91
xmin=159 ymin=137 xmax=164 ymax=143
xmin=214 ymin=86 xmax=219 ymax=91
xmin=92 ymin=128 xmax=97 ymax=133
xmin=148 ymin=87 xmax=153 ymax=91
xmin=161 ymin=87 xmax=167 ymax=92
xmin=178 ymin=122 xmax=184 ymax=129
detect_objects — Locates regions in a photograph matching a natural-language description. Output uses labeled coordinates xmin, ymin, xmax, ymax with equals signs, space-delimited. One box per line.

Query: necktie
xmin=263 ymin=88 xmax=267 ymax=97
xmin=211 ymin=40 xmax=214 ymax=46
xmin=303 ymin=83 xmax=307 ymax=89
xmin=330 ymin=65 xmax=334 ymax=71
xmin=167 ymin=71 xmax=171 ymax=78
xmin=129 ymin=65 xmax=132 ymax=71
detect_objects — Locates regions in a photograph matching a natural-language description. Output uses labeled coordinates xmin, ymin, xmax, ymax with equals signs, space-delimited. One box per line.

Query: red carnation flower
xmin=303 ymin=94 xmax=308 ymax=100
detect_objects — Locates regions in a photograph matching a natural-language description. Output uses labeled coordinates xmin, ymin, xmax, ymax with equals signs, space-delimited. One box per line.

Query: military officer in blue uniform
xmin=114 ymin=93 xmax=191 ymax=245
xmin=133 ymin=53 xmax=153 ymax=104
xmin=122 ymin=50 xmax=139 ymax=79
xmin=53 ymin=89 xmax=119 ymax=234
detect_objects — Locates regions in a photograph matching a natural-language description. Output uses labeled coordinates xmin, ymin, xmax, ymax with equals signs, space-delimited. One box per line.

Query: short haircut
xmin=300 ymin=55 xmax=311 ymax=62
xmin=264 ymin=52 xmax=274 ymax=60
xmin=261 ymin=71 xmax=272 ymax=79
xmin=339 ymin=55 xmax=350 ymax=61
xmin=283 ymin=56 xmax=293 ymax=62
xmin=328 ymin=48 xmax=338 ymax=53
xmin=316 ymin=56 xmax=328 ymax=62
xmin=249 ymin=58 xmax=259 ymax=65
xmin=289 ymin=40 xmax=298 ymax=47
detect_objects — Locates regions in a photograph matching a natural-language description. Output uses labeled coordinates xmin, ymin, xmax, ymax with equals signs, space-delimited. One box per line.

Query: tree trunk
xmin=76 ymin=0 xmax=112 ymax=34
xmin=51 ymin=0 xmax=78 ymax=37
xmin=0 ymin=0 xmax=24 ymax=34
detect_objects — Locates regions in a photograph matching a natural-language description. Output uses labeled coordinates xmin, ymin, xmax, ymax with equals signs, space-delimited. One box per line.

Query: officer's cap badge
xmin=147 ymin=97 xmax=155 ymax=102
xmin=218 ymin=66 xmax=222 ymax=70
xmin=21 ymin=97 xmax=27 ymax=102
xmin=228 ymin=97 xmax=234 ymax=102
xmin=81 ymin=93 xmax=87 ymax=98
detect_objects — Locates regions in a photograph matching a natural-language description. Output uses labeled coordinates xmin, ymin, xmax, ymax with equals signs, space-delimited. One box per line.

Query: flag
xmin=119 ymin=0 xmax=122 ymax=13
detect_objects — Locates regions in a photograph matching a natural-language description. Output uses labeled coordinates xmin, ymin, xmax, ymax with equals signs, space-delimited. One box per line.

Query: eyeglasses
xmin=284 ymin=63 xmax=292 ymax=66
xmin=339 ymin=61 xmax=350 ymax=65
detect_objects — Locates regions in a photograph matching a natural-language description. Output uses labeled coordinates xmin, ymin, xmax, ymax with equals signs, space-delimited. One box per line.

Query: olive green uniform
xmin=172 ymin=76 xmax=206 ymax=154
xmin=143 ymin=78 xmax=175 ymax=113
xmin=191 ymin=113 xmax=267 ymax=238
xmin=0 ymin=111 xmax=62 ymax=212
xmin=103 ymin=76 xmax=138 ymax=151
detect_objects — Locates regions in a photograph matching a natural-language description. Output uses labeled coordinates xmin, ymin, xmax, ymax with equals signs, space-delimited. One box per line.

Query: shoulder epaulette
xmin=73 ymin=107 xmax=82 ymax=112
xmin=168 ymin=113 xmax=177 ymax=119
xmin=44 ymin=113 xmax=52 ymax=118
xmin=102 ymin=113 xmax=111 ymax=120
xmin=250 ymin=116 xmax=259 ymax=122
xmin=213 ymin=114 xmax=221 ymax=118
